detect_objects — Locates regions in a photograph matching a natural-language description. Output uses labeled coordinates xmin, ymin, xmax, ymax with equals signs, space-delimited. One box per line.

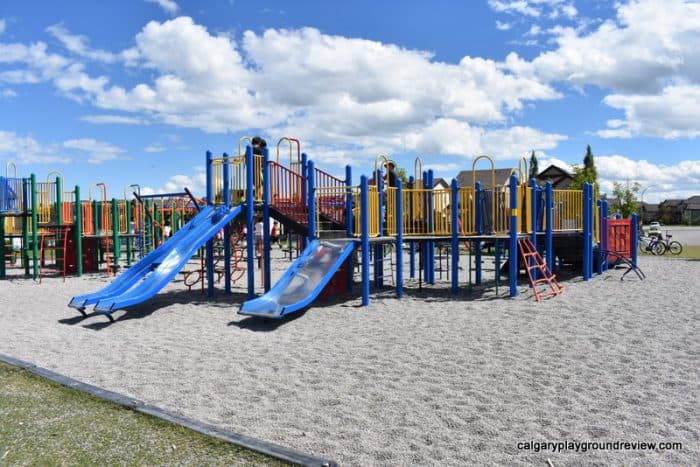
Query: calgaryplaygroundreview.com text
xmin=516 ymin=439 xmax=683 ymax=454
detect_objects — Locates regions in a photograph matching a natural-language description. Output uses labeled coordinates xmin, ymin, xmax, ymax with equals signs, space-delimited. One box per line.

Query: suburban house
xmin=682 ymin=195 xmax=700 ymax=224
xmin=535 ymin=164 xmax=575 ymax=189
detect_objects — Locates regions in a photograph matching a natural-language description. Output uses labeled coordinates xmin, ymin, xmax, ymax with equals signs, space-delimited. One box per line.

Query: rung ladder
xmin=39 ymin=225 xmax=71 ymax=283
xmin=517 ymin=238 xmax=564 ymax=301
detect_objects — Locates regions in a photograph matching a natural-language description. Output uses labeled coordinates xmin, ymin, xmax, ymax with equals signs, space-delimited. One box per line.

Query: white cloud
xmin=595 ymin=155 xmax=700 ymax=202
xmin=488 ymin=1 xmax=541 ymax=17
xmin=0 ymin=130 xmax=71 ymax=164
xmin=1 ymin=88 xmax=17 ymax=98
xmin=145 ymin=0 xmax=180 ymax=15
xmin=0 ymin=19 xmax=6 ymax=35
xmin=142 ymin=170 xmax=207 ymax=197
xmin=81 ymin=114 xmax=144 ymax=125
xmin=488 ymin=0 xmax=577 ymax=20
xmin=599 ymin=85 xmax=700 ymax=139
xmin=46 ymin=24 xmax=118 ymax=63
xmin=63 ymin=138 xmax=125 ymax=164
xmin=145 ymin=144 xmax=166 ymax=152
xmin=496 ymin=21 xmax=512 ymax=31
xmin=506 ymin=0 xmax=700 ymax=93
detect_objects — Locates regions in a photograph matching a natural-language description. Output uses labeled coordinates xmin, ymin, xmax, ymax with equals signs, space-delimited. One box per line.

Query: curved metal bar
xmin=519 ymin=155 xmax=528 ymax=183
xmin=373 ymin=154 xmax=391 ymax=186
xmin=238 ymin=136 xmax=252 ymax=156
xmin=472 ymin=155 xmax=496 ymax=233
xmin=414 ymin=156 xmax=423 ymax=183
xmin=471 ymin=155 xmax=495 ymax=188
xmin=6 ymin=161 xmax=17 ymax=178
xmin=88 ymin=183 xmax=107 ymax=202
xmin=276 ymin=137 xmax=301 ymax=165
xmin=46 ymin=170 xmax=64 ymax=183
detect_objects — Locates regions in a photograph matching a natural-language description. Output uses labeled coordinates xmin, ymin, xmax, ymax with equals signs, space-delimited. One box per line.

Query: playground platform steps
xmin=518 ymin=238 xmax=564 ymax=301
xmin=38 ymin=225 xmax=72 ymax=283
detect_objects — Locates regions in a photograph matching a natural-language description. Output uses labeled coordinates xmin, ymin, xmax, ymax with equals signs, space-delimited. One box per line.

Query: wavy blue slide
xmin=239 ymin=239 xmax=355 ymax=318
xmin=69 ymin=204 xmax=243 ymax=320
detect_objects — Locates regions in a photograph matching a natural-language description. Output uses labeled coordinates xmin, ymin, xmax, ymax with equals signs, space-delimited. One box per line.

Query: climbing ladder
xmin=39 ymin=225 xmax=71 ymax=283
xmin=517 ymin=238 xmax=564 ymax=301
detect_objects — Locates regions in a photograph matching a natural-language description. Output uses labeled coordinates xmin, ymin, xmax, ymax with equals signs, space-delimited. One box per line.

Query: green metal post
xmin=75 ymin=185 xmax=82 ymax=276
xmin=55 ymin=176 xmax=63 ymax=269
xmin=145 ymin=199 xmax=153 ymax=253
xmin=0 ymin=213 xmax=6 ymax=278
xmin=125 ymin=198 xmax=132 ymax=266
xmin=111 ymin=198 xmax=119 ymax=268
xmin=30 ymin=174 xmax=39 ymax=280
xmin=22 ymin=178 xmax=29 ymax=276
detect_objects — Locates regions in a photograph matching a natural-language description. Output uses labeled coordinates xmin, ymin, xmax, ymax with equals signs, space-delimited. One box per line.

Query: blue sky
xmin=1 ymin=0 xmax=698 ymax=203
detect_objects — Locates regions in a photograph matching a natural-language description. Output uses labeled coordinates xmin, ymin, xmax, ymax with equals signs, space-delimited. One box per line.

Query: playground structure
xmin=61 ymin=136 xmax=641 ymax=321
xmin=0 ymin=162 xmax=204 ymax=282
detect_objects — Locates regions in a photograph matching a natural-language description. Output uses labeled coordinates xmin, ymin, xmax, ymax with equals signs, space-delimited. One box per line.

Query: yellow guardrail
xmin=458 ymin=187 xmax=476 ymax=235
xmin=551 ymin=189 xmax=583 ymax=231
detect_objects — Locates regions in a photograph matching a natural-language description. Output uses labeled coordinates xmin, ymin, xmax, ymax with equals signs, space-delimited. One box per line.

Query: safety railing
xmin=315 ymin=185 xmax=350 ymax=233
xmin=400 ymin=188 xmax=431 ymax=236
xmin=352 ymin=185 xmax=380 ymax=238
xmin=314 ymin=167 xmax=345 ymax=225
xmin=210 ymin=154 xmax=264 ymax=205
xmin=269 ymin=160 xmax=305 ymax=221
xmin=551 ymin=189 xmax=583 ymax=231
xmin=35 ymin=181 xmax=57 ymax=225
xmin=458 ymin=187 xmax=476 ymax=235
xmin=0 ymin=177 xmax=23 ymax=213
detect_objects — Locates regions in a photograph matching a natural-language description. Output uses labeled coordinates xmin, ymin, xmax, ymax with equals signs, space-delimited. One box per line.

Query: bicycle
xmin=656 ymin=231 xmax=683 ymax=255
xmin=638 ymin=235 xmax=665 ymax=255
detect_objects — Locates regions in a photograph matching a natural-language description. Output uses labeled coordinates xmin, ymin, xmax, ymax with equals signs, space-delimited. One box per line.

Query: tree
xmin=528 ymin=150 xmax=539 ymax=181
xmin=611 ymin=181 xmax=641 ymax=218
xmin=396 ymin=167 xmax=409 ymax=186
xmin=570 ymin=145 xmax=599 ymax=194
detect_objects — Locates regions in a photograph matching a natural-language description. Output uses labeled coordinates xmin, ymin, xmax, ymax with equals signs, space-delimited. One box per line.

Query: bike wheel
xmin=652 ymin=242 xmax=666 ymax=255
xmin=668 ymin=241 xmax=682 ymax=255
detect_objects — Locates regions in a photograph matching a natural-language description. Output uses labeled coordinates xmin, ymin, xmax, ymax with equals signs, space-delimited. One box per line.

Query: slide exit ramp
xmin=69 ymin=205 xmax=243 ymax=320
xmin=239 ymin=239 xmax=355 ymax=319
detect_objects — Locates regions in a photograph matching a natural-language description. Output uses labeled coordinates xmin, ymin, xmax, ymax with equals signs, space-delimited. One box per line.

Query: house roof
xmin=433 ymin=177 xmax=449 ymax=189
xmin=537 ymin=164 xmax=572 ymax=179
xmin=456 ymin=168 xmax=515 ymax=188
xmin=684 ymin=195 xmax=700 ymax=204
xmin=661 ymin=199 xmax=684 ymax=207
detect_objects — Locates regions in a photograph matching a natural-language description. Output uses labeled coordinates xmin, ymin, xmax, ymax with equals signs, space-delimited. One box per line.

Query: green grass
xmin=639 ymin=244 xmax=700 ymax=259
xmin=0 ymin=361 xmax=288 ymax=466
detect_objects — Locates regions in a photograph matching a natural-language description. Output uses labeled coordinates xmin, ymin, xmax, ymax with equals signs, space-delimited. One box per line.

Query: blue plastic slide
xmin=239 ymin=239 xmax=355 ymax=318
xmin=69 ymin=204 xmax=243 ymax=319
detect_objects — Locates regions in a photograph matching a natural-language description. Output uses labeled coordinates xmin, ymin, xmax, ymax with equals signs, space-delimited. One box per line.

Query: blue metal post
xmin=206 ymin=151 xmax=215 ymax=298
xmin=345 ymin=165 xmax=353 ymax=292
xmin=475 ymin=180 xmax=482 ymax=285
xmin=374 ymin=167 xmax=383 ymax=288
xmin=582 ymin=183 xmax=591 ymax=281
xmin=396 ymin=179 xmax=403 ymax=298
xmin=262 ymin=147 xmax=271 ymax=291
xmin=245 ymin=145 xmax=255 ymax=298
xmin=301 ymin=152 xmax=308 ymax=207
xmin=599 ymin=199 xmax=605 ymax=274
xmin=223 ymin=153 xmax=231 ymax=293
xmin=422 ymin=170 xmax=429 ymax=284
xmin=545 ymin=182 xmax=553 ymax=272
xmin=307 ymin=160 xmax=316 ymax=242
xmin=508 ymin=174 xmax=519 ymax=297
xmin=360 ymin=176 xmax=370 ymax=306
xmin=450 ymin=179 xmax=459 ymax=294
xmin=631 ymin=212 xmax=639 ymax=267
xmin=425 ymin=169 xmax=435 ymax=284
xmin=408 ymin=176 xmax=415 ymax=279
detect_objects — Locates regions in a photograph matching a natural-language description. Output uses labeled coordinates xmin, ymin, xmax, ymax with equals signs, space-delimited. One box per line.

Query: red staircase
xmin=517 ymin=238 xmax=564 ymax=301
xmin=39 ymin=225 xmax=72 ymax=283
